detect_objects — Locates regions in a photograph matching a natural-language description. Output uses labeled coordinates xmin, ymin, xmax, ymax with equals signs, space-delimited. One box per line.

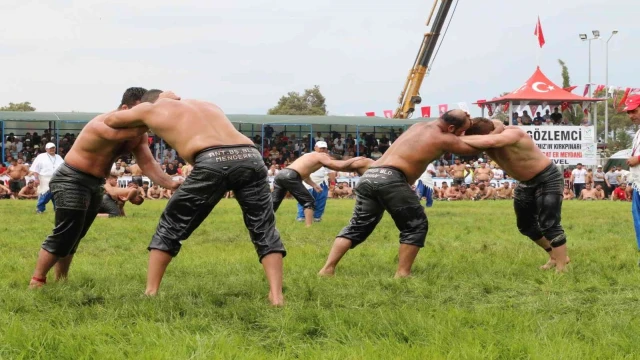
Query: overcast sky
xmin=0 ymin=0 xmax=637 ymax=117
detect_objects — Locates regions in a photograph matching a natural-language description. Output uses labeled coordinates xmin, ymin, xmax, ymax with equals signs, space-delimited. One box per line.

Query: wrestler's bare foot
xmin=555 ymin=256 xmax=570 ymax=273
xmin=28 ymin=279 xmax=46 ymax=289
xmin=269 ymin=292 xmax=284 ymax=307
xmin=144 ymin=289 xmax=158 ymax=296
xmin=394 ymin=271 xmax=412 ymax=279
xmin=540 ymin=256 xmax=570 ymax=271
xmin=318 ymin=266 xmax=335 ymax=277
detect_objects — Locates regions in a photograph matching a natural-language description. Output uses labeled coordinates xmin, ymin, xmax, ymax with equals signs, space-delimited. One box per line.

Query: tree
xmin=268 ymin=85 xmax=327 ymax=115
xmin=557 ymin=59 xmax=583 ymax=126
xmin=0 ymin=101 xmax=36 ymax=111
xmin=489 ymin=92 xmax=510 ymax=123
xmin=592 ymin=88 xmax=635 ymax=153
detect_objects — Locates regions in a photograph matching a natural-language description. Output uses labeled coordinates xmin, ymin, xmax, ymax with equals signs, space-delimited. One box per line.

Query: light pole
xmin=605 ymin=30 xmax=619 ymax=144
xmin=580 ymin=31 xmax=599 ymax=132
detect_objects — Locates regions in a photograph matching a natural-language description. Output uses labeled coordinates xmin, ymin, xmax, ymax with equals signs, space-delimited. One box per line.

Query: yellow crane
xmin=394 ymin=0 xmax=457 ymax=119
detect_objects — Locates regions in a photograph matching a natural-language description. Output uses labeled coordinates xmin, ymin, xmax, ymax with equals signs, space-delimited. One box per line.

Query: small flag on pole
xmin=534 ymin=16 xmax=545 ymax=48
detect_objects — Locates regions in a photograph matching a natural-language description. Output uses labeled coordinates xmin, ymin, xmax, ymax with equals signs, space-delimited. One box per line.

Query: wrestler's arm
xmin=460 ymin=130 xmax=522 ymax=149
xmin=442 ymin=136 xmax=482 ymax=156
xmin=303 ymin=177 xmax=322 ymax=192
xmin=104 ymin=184 xmax=138 ymax=202
xmin=132 ymin=135 xmax=180 ymax=191
xmin=103 ymin=103 xmax=155 ymax=129
xmin=319 ymin=156 xmax=363 ymax=172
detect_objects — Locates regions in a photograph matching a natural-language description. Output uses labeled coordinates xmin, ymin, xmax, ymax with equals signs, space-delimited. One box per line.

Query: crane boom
xmin=393 ymin=0 xmax=455 ymax=119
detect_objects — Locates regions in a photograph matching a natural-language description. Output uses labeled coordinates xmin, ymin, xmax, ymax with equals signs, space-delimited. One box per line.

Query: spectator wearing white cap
xmin=29 ymin=142 xmax=64 ymax=214
xmin=623 ymin=94 xmax=640 ymax=252
xmin=296 ymin=140 xmax=335 ymax=222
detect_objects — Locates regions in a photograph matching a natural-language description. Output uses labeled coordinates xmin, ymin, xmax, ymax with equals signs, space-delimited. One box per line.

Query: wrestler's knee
xmin=303 ymin=199 xmax=315 ymax=210
xmin=42 ymin=237 xmax=77 ymax=258
xmin=254 ymin=231 xmax=287 ymax=263
xmin=399 ymin=219 xmax=428 ymax=248
xmin=148 ymin=234 xmax=181 ymax=257
xmin=518 ymin=225 xmax=544 ymax=241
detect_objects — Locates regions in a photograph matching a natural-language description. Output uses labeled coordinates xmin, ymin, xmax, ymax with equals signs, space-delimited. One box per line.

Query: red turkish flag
xmin=503 ymin=102 xmax=509 ymax=112
xmin=583 ymin=84 xmax=590 ymax=97
xmin=594 ymin=85 xmax=605 ymax=94
xmin=561 ymin=102 xmax=569 ymax=112
xmin=530 ymin=105 xmax=539 ymax=116
xmin=420 ymin=106 xmax=431 ymax=117
xmin=438 ymin=104 xmax=448 ymax=116
xmin=486 ymin=104 xmax=494 ymax=117
xmin=617 ymin=88 xmax=631 ymax=112
xmin=365 ymin=112 xmax=375 ymax=117
xmin=383 ymin=110 xmax=393 ymax=118
xmin=563 ymin=86 xmax=577 ymax=93
xmin=534 ymin=16 xmax=545 ymax=48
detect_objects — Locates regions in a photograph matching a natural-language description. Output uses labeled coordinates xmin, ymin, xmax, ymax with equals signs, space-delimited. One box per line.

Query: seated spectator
xmin=0 ymin=183 xmax=11 ymax=199
xmin=612 ymin=183 xmax=629 ymax=201
xmin=594 ymin=184 xmax=605 ymax=200
xmin=563 ymin=185 xmax=575 ymax=200
xmin=370 ymin=146 xmax=383 ymax=160
xmin=18 ymin=180 xmax=38 ymax=199
xmin=534 ymin=112 xmax=545 ymax=123
xmin=579 ymin=183 xmax=598 ymax=200
xmin=475 ymin=182 xmax=495 ymax=200
xmin=495 ymin=182 xmax=513 ymax=199
xmin=147 ymin=184 xmax=163 ymax=199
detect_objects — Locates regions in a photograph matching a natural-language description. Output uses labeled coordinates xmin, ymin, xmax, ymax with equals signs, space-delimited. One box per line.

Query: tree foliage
xmin=489 ymin=92 xmax=510 ymax=123
xmin=268 ymin=86 xmax=327 ymax=116
xmin=0 ymin=101 xmax=36 ymax=111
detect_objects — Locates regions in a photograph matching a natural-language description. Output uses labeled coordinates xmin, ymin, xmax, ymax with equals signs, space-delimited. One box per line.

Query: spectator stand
xmin=225 ymin=114 xmax=428 ymax=157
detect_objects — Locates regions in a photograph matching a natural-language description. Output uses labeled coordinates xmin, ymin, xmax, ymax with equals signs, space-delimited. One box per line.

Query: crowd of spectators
xmin=0 ymin=126 xmax=629 ymax=203
xmin=510 ymin=107 xmax=591 ymax=127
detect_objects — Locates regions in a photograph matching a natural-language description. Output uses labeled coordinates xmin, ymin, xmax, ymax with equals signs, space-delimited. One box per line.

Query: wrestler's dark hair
xmin=441 ymin=110 xmax=468 ymax=129
xmin=465 ymin=117 xmax=495 ymax=136
xmin=141 ymin=89 xmax=163 ymax=103
xmin=131 ymin=196 xmax=144 ymax=206
xmin=119 ymin=87 xmax=147 ymax=108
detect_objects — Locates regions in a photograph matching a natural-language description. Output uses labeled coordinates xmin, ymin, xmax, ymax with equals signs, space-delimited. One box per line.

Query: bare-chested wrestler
xmin=462 ymin=118 xmax=569 ymax=272
xmin=562 ymin=185 xmax=575 ymax=200
xmin=129 ymin=163 xmax=144 ymax=187
xmin=2 ymin=159 xmax=29 ymax=198
xmin=271 ymin=153 xmax=363 ymax=227
xmin=495 ymin=182 xmax=513 ymax=199
xmin=449 ymin=158 xmax=466 ymax=186
xmin=318 ymin=110 xmax=477 ymax=278
xmin=444 ymin=183 xmax=462 ymax=201
xmin=146 ymin=183 xmax=163 ymax=199
xmin=474 ymin=161 xmax=493 ymax=184
xmin=467 ymin=182 xmax=479 ymax=199
xmin=474 ymin=182 xmax=495 ymax=200
xmin=97 ymin=174 xmax=143 ymax=217
xmin=103 ymin=89 xmax=287 ymax=306
xmin=29 ymin=87 xmax=180 ymax=288
xmin=18 ymin=180 xmax=38 ymax=199
xmin=579 ymin=183 xmax=598 ymax=200
xmin=594 ymin=184 xmax=605 ymax=200
xmin=0 ymin=183 xmax=11 ymax=199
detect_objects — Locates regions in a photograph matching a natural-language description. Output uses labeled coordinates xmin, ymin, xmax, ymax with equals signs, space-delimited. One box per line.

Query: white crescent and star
xmin=532 ymin=82 xmax=555 ymax=92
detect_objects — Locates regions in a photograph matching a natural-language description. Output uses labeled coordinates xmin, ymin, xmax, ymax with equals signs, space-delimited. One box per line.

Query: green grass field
xmin=1 ymin=199 xmax=639 ymax=359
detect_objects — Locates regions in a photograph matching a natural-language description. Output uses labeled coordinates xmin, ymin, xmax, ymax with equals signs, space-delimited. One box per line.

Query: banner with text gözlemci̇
xmin=519 ymin=125 xmax=597 ymax=166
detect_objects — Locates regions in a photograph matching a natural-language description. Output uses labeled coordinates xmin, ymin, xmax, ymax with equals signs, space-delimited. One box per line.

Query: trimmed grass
xmin=1 ymin=199 xmax=638 ymax=359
